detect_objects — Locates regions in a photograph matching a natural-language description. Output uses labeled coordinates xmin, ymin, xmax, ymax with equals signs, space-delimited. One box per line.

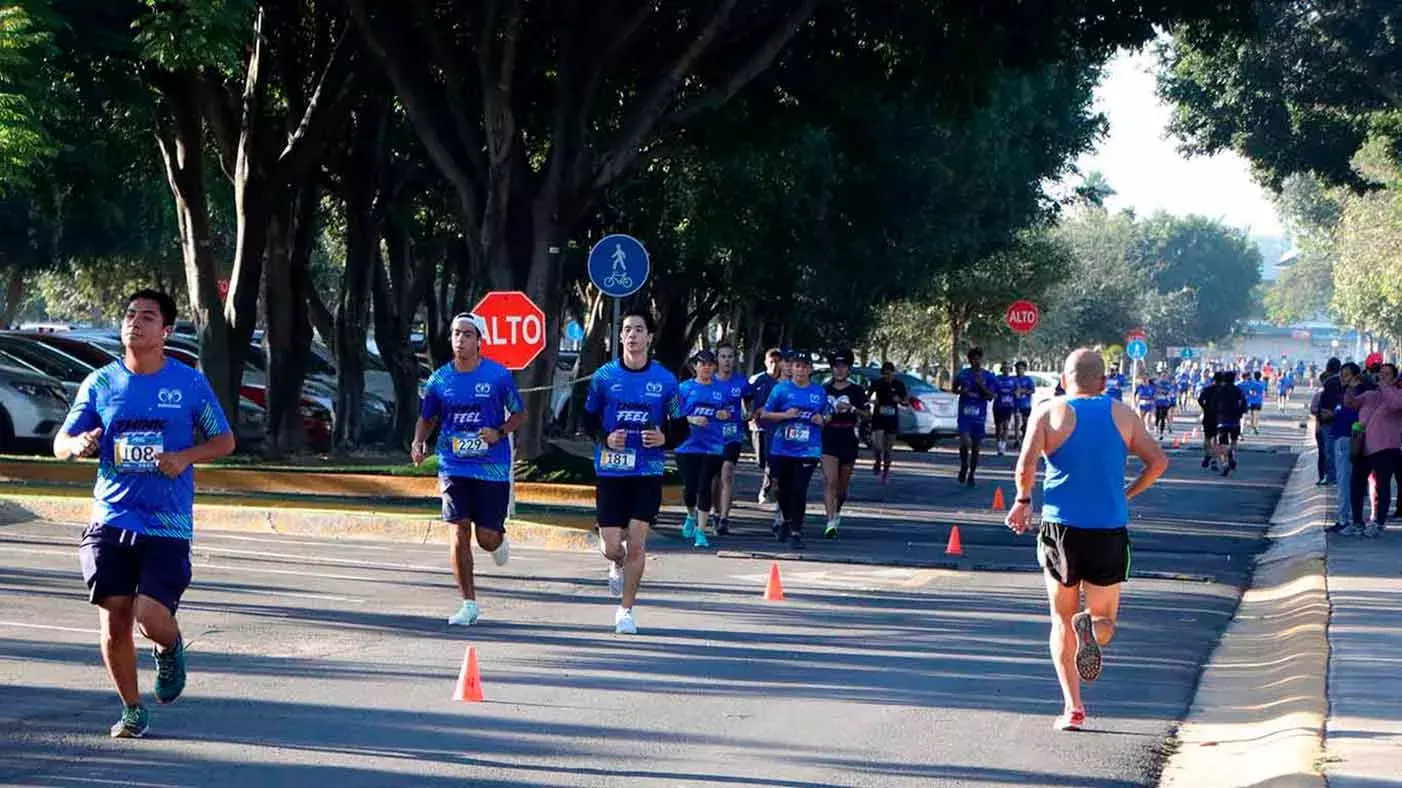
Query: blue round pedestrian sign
xmin=1180 ymin=346 xmax=1195 ymax=360
xmin=1126 ymin=338 xmax=1148 ymax=361
xmin=565 ymin=320 xmax=585 ymax=343
xmin=588 ymin=234 xmax=649 ymax=298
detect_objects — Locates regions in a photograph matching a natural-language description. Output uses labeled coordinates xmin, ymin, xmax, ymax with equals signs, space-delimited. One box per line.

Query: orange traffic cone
xmin=945 ymin=526 xmax=964 ymax=556
xmin=763 ymin=562 xmax=785 ymax=601
xmin=454 ymin=645 xmax=484 ymax=702
xmin=991 ymin=487 xmax=1006 ymax=511
xmin=1173 ymin=436 xmax=1182 ymax=449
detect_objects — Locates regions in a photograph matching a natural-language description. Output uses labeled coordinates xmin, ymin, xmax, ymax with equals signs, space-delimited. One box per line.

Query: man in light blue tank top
xmin=1005 ymin=349 xmax=1169 ymax=732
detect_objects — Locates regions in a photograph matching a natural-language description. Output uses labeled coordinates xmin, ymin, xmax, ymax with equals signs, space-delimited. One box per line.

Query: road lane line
xmin=0 ymin=620 xmax=98 ymax=634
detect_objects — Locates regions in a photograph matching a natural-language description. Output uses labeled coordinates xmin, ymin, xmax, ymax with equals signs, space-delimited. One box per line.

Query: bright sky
xmin=1072 ymin=48 xmax=1283 ymax=237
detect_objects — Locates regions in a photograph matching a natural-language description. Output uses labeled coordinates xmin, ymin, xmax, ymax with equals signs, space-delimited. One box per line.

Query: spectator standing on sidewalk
xmin=1327 ymin=362 xmax=1368 ymax=534
xmin=1311 ymin=374 xmax=1332 ymax=486
xmin=1343 ymin=363 xmax=1402 ymax=538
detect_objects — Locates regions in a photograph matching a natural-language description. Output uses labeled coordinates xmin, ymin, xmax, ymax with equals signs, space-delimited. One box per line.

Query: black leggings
xmin=770 ymin=455 xmax=818 ymax=534
xmin=1351 ymin=448 xmax=1400 ymax=527
xmin=678 ymin=452 xmax=723 ymax=512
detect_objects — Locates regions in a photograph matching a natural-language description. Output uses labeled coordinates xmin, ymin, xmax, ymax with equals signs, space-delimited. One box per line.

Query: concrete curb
xmin=0 ymin=494 xmax=600 ymax=553
xmin=1158 ymin=449 xmax=1327 ymax=788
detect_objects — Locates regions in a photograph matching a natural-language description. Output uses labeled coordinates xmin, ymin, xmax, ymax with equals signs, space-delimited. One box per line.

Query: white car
xmin=0 ymin=362 xmax=70 ymax=452
xmin=817 ymin=367 xmax=958 ymax=452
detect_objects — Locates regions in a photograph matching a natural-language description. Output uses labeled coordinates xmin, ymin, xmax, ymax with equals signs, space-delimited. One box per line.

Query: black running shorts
xmin=595 ymin=475 xmax=664 ymax=529
xmin=821 ymin=430 xmax=860 ymax=467
xmin=1037 ymin=523 xmax=1131 ymax=588
xmin=722 ymin=442 xmax=743 ymax=463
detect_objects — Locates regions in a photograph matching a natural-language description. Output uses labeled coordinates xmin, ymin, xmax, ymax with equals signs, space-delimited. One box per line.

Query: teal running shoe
xmin=110 ymin=704 xmax=149 ymax=738
xmin=681 ymin=514 xmax=697 ymax=539
xmin=152 ymin=637 xmax=186 ymax=704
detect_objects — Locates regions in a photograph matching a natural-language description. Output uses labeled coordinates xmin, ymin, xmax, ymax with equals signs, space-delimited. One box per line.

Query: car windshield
xmin=0 ymin=337 xmax=92 ymax=382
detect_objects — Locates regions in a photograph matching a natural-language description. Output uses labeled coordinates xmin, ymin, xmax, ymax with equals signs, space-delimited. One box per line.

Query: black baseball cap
xmin=690 ymin=349 xmax=717 ymax=364
xmin=780 ymin=348 xmax=797 ymax=361
xmin=790 ymin=351 xmax=814 ymax=365
xmin=881 ymin=361 xmax=895 ymax=372
xmin=832 ymin=349 xmax=854 ymax=365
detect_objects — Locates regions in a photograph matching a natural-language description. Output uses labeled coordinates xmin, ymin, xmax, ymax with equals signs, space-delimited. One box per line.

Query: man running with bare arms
xmin=1005 ymin=349 xmax=1168 ymax=731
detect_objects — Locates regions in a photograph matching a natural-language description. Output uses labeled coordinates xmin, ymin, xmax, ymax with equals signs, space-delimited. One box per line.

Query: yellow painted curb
xmin=0 ymin=459 xmax=681 ymax=508
xmin=0 ymin=494 xmax=598 ymax=553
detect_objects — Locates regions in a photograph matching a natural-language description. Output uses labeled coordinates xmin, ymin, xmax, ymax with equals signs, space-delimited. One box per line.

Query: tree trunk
xmin=153 ymin=72 xmax=236 ymax=427
xmin=263 ymin=182 xmax=318 ymax=456
xmin=332 ymin=99 xmax=385 ymax=451
xmin=567 ymin=289 xmax=609 ymax=435
xmin=374 ymin=205 xmax=434 ymax=449
xmin=0 ymin=268 xmax=25 ymax=326
xmin=948 ymin=306 xmax=965 ymax=375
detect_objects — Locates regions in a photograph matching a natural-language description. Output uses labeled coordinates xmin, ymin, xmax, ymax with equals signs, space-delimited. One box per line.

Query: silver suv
xmin=0 ymin=362 xmax=70 ymax=452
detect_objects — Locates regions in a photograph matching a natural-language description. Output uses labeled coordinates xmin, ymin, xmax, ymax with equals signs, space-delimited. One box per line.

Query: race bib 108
xmin=114 ymin=431 xmax=162 ymax=473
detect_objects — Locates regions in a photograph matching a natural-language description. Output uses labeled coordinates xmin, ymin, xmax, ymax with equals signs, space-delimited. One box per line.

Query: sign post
xmin=588 ymin=234 xmax=650 ymax=360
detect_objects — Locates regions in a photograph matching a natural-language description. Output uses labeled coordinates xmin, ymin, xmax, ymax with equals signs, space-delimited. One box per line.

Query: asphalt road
xmin=0 ymin=406 xmax=1306 ymax=787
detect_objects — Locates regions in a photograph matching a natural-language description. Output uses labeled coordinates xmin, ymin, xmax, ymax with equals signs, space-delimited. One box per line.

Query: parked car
xmin=0 ymin=362 xmax=70 ymax=453
xmin=0 ymin=334 xmax=98 ymax=399
xmin=813 ymin=367 xmax=958 ymax=452
xmin=162 ymin=347 xmax=334 ymax=450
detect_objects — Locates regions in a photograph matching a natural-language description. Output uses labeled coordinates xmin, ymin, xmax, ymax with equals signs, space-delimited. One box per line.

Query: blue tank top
xmin=1042 ymin=396 xmax=1129 ymax=530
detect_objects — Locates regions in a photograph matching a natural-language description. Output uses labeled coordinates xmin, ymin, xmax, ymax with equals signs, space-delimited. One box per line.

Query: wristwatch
xmin=1016 ymin=497 xmax=1032 ymax=505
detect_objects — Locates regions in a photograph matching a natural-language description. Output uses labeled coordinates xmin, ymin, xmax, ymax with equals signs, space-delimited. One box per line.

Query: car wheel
xmin=904 ymin=436 xmax=935 ymax=453
xmin=0 ymin=407 xmax=14 ymax=454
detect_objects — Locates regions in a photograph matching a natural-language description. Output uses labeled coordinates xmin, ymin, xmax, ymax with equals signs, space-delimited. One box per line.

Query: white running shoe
xmin=1363 ymin=522 xmax=1383 ymax=539
xmin=491 ymin=538 xmax=510 ymax=567
xmin=608 ymin=561 xmax=624 ymax=597
xmin=1341 ymin=524 xmax=1364 ymax=537
xmin=614 ymin=607 xmax=637 ymax=635
xmin=447 ymin=600 xmax=480 ymax=626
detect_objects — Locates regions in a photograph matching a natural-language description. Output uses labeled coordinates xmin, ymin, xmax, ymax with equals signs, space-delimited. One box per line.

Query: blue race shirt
xmin=1014 ymin=375 xmax=1036 ymax=409
xmin=62 ymin=360 xmax=231 ymax=539
xmin=1135 ymin=383 xmax=1155 ymax=405
xmin=585 ymin=360 xmax=682 ymax=477
xmin=1042 ymin=396 xmax=1129 ymax=530
xmin=1176 ymin=374 xmax=1191 ymax=393
xmin=954 ymin=368 xmax=997 ymax=420
xmin=421 ymin=359 xmax=524 ymax=482
xmin=1155 ymin=380 xmax=1176 ymax=407
xmin=1246 ymin=380 xmax=1266 ymax=406
xmin=716 ymin=372 xmax=752 ymax=445
xmin=764 ymin=380 xmax=829 ymax=459
xmin=993 ymin=375 xmax=1017 ymax=411
xmin=677 ymin=378 xmax=728 ymax=456
xmin=1105 ymin=374 xmax=1126 ymax=400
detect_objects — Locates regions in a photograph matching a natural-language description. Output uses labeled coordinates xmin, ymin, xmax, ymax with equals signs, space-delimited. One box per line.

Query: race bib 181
xmin=599 ymin=449 xmax=637 ymax=471
xmin=114 ymin=431 xmax=162 ymax=473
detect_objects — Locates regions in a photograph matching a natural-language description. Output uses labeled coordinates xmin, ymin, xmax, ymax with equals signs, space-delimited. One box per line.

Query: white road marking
xmin=0 ymin=620 xmax=98 ymax=635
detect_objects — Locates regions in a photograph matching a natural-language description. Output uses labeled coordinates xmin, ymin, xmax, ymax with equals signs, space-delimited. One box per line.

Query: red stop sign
xmin=1005 ymin=300 xmax=1040 ymax=335
xmin=472 ymin=291 xmax=547 ymax=370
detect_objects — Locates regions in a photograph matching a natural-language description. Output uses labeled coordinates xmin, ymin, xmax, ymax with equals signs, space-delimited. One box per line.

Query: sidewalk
xmin=1323 ymin=524 xmax=1402 ymax=785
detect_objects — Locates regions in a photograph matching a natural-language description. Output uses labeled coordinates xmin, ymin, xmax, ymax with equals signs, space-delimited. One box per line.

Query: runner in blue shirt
xmin=582 ymin=309 xmax=686 ymax=634
xmin=992 ymin=362 xmax=1019 ymax=457
xmin=1013 ymin=361 xmax=1036 ymax=442
xmin=413 ymin=313 xmax=528 ymax=628
xmin=746 ymin=348 xmax=785 ymax=504
xmin=57 ymin=290 xmax=235 ymax=739
xmin=1245 ymin=371 xmax=1268 ymax=434
xmin=1176 ymin=368 xmax=1193 ymax=413
xmin=952 ymin=347 xmax=998 ymax=487
xmin=1133 ymin=375 xmax=1155 ymax=425
xmin=761 ymin=351 xmax=831 ymax=550
xmin=1104 ymin=369 xmax=1127 ymax=401
xmin=1276 ymin=370 xmax=1294 ymax=412
xmin=712 ymin=341 xmax=752 ymax=535
xmin=1153 ymin=376 xmax=1177 ymax=439
xmin=676 ymin=349 xmax=732 ymax=549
